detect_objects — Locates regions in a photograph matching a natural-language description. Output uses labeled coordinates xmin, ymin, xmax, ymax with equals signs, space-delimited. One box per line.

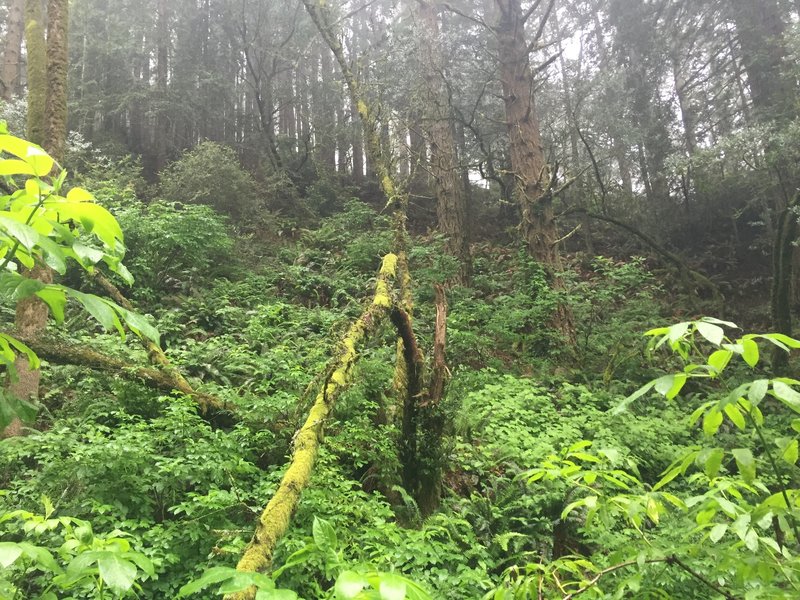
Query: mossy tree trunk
xmin=44 ymin=0 xmax=69 ymax=163
xmin=225 ymin=256 xmax=398 ymax=600
xmin=24 ymin=0 xmax=47 ymax=145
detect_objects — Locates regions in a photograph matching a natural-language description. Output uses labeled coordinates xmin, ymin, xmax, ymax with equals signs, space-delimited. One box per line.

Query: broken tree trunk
xmin=225 ymin=254 xmax=398 ymax=600
xmin=394 ymin=284 xmax=449 ymax=518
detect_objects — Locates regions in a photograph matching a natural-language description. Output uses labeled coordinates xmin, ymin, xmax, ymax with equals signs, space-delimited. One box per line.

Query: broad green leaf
xmin=0 ymin=159 xmax=35 ymax=176
xmin=748 ymin=380 xmax=769 ymax=404
xmin=773 ymin=381 xmax=800 ymax=412
xmin=668 ymin=322 xmax=690 ymax=344
xmin=0 ymin=214 xmax=39 ymax=251
xmin=36 ymin=236 xmax=67 ymax=273
xmin=256 ymin=590 xmax=298 ymax=600
xmin=379 ymin=574 xmax=407 ymax=600
xmin=72 ymin=242 xmax=105 ymax=265
xmin=177 ymin=567 xmax=238 ymax=597
xmin=97 ymin=553 xmax=137 ymax=594
xmin=312 ymin=517 xmax=338 ymax=554
xmin=35 ymin=286 xmax=66 ymax=323
xmin=696 ymin=322 xmax=724 ymax=346
xmin=612 ymin=380 xmax=655 ymax=415
xmin=744 ymin=528 xmax=759 ymax=552
xmin=0 ymin=134 xmax=40 ymax=161
xmin=740 ymin=338 xmax=759 ymax=367
xmin=700 ymin=447 xmax=724 ymax=479
xmin=218 ymin=572 xmax=264 ymax=593
xmin=335 ymin=571 xmax=369 ymax=599
xmin=653 ymin=374 xmax=687 ymax=399
xmin=68 ymin=291 xmax=125 ymax=337
xmin=701 ymin=317 xmax=738 ymax=328
xmin=644 ymin=326 xmax=669 ymax=336
xmin=703 ymin=408 xmax=723 ymax=436
xmin=50 ymin=202 xmax=123 ymax=248
xmin=782 ymin=439 xmax=798 ymax=465
xmin=760 ymin=333 xmax=800 ymax=349
xmin=117 ymin=307 xmax=160 ymax=344
xmin=707 ymin=349 xmax=732 ymax=373
xmin=66 ymin=187 xmax=93 ymax=202
xmin=709 ymin=523 xmax=727 ymax=543
xmin=723 ymin=403 xmax=746 ymax=430
xmin=732 ymin=448 xmax=756 ymax=483
xmin=24 ymin=146 xmax=54 ymax=177
xmin=0 ymin=542 xmax=23 ymax=568
xmin=730 ymin=513 xmax=751 ymax=540
xmin=3 ymin=334 xmax=40 ymax=369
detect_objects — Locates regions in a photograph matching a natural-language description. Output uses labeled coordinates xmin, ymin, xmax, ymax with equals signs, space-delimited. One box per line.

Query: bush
xmin=114 ymin=200 xmax=235 ymax=298
xmin=159 ymin=142 xmax=262 ymax=221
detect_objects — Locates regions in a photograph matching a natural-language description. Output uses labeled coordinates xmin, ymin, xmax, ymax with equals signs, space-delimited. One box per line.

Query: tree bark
xmin=15 ymin=334 xmax=230 ymax=416
xmin=24 ymin=0 xmax=47 ymax=145
xmin=1 ymin=0 xmax=25 ymax=100
xmin=44 ymin=0 xmax=69 ymax=162
xmin=771 ymin=195 xmax=799 ymax=374
xmin=494 ymin=0 xmax=575 ymax=343
xmin=416 ymin=0 xmax=472 ymax=284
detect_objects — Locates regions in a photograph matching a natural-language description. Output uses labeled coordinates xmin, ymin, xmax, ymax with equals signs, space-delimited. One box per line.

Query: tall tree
xmin=730 ymin=0 xmax=796 ymax=124
xmin=24 ymin=0 xmax=47 ymax=144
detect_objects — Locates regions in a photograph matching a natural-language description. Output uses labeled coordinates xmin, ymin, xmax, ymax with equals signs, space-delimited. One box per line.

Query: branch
xmin=442 ymin=2 xmax=490 ymax=31
xmin=563 ymin=555 xmax=738 ymax=600
xmin=18 ymin=334 xmax=229 ymax=415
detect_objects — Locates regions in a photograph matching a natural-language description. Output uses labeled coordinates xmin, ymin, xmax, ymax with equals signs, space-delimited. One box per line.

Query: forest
xmin=1 ymin=0 xmax=800 ymax=598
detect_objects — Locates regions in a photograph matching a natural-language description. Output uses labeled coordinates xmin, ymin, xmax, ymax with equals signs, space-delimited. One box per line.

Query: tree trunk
xmin=1 ymin=0 xmax=25 ymax=100
xmin=44 ymin=0 xmax=69 ymax=162
xmin=416 ymin=0 xmax=472 ymax=284
xmin=730 ymin=0 xmax=796 ymax=124
xmin=6 ymin=0 xmax=63 ymax=437
xmin=494 ymin=0 xmax=575 ymax=342
xmin=24 ymin=0 xmax=47 ymax=145
xmin=771 ymin=194 xmax=799 ymax=374
xmin=155 ymin=0 xmax=170 ymax=172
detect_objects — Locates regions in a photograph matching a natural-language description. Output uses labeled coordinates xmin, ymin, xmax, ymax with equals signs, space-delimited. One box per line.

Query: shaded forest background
xmin=2 ymin=0 xmax=797 ymax=318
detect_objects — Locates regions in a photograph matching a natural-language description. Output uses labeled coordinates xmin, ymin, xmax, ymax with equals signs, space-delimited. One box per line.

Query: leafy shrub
xmin=113 ymin=200 xmax=235 ymax=298
xmin=159 ymin=142 xmax=262 ymax=221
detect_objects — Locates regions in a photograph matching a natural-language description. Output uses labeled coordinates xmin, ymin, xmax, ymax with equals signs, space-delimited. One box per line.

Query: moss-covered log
xmin=225 ymin=254 xmax=398 ymax=600
xmin=16 ymin=334 xmax=228 ymax=415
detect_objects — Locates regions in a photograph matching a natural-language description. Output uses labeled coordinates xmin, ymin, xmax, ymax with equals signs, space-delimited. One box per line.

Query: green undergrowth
xmin=2 ymin=173 xmax=720 ymax=598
